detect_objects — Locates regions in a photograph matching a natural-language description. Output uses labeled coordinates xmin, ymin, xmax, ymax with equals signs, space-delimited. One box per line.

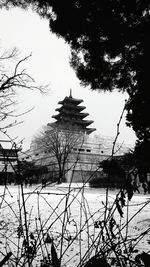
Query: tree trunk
xmin=58 ymin=168 xmax=62 ymax=184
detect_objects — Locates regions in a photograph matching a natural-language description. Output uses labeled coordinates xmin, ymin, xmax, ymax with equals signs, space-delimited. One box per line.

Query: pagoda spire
xmin=69 ymin=89 xmax=72 ymax=98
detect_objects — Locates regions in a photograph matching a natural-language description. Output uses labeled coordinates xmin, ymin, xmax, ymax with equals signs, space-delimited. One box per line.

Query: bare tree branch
xmin=0 ymin=47 xmax=48 ymax=132
xmin=33 ymin=125 xmax=84 ymax=183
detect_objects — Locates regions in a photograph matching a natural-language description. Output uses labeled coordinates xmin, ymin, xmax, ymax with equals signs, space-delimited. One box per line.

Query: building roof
xmin=52 ymin=111 xmax=89 ymax=120
xmin=56 ymin=104 xmax=85 ymax=112
xmin=0 ymin=140 xmax=20 ymax=162
xmin=58 ymin=96 xmax=83 ymax=105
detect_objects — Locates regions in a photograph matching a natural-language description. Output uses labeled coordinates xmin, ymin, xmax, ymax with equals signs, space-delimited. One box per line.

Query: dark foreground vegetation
xmin=0 ymin=139 xmax=150 ymax=266
xmin=1 ymin=156 xmax=150 ymax=267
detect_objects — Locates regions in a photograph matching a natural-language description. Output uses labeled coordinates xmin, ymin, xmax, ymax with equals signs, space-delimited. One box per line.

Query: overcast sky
xmin=0 ymin=7 xmax=136 ymax=149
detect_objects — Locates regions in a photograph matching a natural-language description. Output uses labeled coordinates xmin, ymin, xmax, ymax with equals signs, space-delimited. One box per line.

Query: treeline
xmin=0 ymin=160 xmax=49 ymax=186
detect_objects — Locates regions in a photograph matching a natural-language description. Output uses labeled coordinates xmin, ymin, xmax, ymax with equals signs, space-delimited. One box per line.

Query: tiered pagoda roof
xmin=50 ymin=91 xmax=96 ymax=135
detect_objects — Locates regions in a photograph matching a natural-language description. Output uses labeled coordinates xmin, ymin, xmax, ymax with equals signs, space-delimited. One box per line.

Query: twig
xmin=0 ymin=252 xmax=12 ymax=267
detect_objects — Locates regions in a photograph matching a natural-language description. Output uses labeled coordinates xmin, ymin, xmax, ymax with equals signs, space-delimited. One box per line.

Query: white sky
xmin=0 ymin=7 xmax=136 ymax=149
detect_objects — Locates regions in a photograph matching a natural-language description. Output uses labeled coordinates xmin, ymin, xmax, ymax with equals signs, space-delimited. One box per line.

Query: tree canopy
xmin=2 ymin=0 xmax=150 ymax=141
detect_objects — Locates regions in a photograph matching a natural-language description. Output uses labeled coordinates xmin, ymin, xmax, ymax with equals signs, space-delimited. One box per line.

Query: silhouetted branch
xmin=111 ymin=99 xmax=128 ymax=157
xmin=0 ymin=252 xmax=12 ymax=266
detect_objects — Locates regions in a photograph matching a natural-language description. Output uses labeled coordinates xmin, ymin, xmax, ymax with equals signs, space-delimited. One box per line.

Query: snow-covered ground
xmin=0 ymin=184 xmax=150 ymax=266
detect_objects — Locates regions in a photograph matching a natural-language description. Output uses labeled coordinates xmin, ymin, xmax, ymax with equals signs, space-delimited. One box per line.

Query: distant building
xmin=0 ymin=140 xmax=19 ymax=184
xmin=50 ymin=89 xmax=96 ymax=135
xmin=21 ymin=92 xmax=132 ymax=183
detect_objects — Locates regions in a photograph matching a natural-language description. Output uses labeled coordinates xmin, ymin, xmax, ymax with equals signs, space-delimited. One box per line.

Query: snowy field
xmin=0 ymin=184 xmax=150 ymax=266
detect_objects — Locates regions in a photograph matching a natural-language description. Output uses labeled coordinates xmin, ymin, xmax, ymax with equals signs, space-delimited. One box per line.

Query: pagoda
xmin=49 ymin=90 xmax=96 ymax=135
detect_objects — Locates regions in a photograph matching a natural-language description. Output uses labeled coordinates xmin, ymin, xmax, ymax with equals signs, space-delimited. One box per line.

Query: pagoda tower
xmin=49 ymin=90 xmax=96 ymax=135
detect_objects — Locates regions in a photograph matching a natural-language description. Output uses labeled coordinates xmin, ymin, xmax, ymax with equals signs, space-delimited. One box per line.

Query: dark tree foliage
xmin=118 ymin=142 xmax=150 ymax=175
xmin=134 ymin=139 xmax=150 ymax=173
xmin=103 ymin=146 xmax=150 ymax=180
xmin=16 ymin=160 xmax=48 ymax=183
xmin=118 ymin=152 xmax=135 ymax=170
xmin=101 ymin=158 xmax=125 ymax=178
xmin=2 ymin=0 xmax=150 ymax=141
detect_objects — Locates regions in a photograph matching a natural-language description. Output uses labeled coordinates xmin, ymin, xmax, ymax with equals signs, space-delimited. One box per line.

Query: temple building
xmin=21 ymin=92 xmax=132 ymax=184
xmin=0 ymin=140 xmax=19 ymax=184
xmin=49 ymin=89 xmax=96 ymax=135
